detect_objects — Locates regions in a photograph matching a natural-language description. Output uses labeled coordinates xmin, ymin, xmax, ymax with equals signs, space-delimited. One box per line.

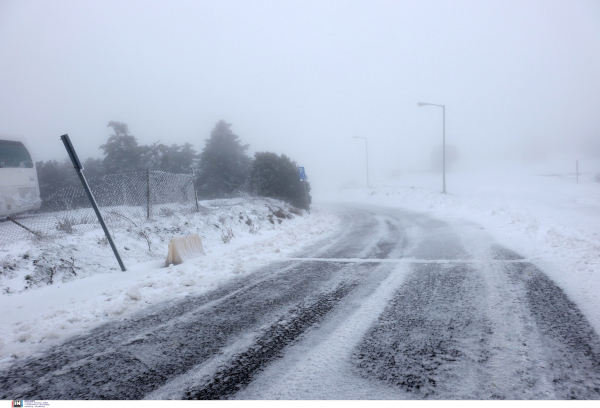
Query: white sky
xmin=1 ymin=0 xmax=600 ymax=191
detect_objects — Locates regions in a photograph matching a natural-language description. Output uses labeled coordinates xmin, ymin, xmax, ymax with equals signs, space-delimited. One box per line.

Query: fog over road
xmin=2 ymin=205 xmax=600 ymax=399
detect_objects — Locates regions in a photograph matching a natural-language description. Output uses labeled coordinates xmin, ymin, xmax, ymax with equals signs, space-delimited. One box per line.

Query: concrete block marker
xmin=166 ymin=234 xmax=206 ymax=266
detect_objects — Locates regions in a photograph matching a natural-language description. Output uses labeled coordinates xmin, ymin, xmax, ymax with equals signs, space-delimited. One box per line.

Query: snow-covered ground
xmin=0 ymin=198 xmax=339 ymax=370
xmin=2 ymin=163 xmax=599 ymax=379
xmin=322 ymin=163 xmax=600 ymax=338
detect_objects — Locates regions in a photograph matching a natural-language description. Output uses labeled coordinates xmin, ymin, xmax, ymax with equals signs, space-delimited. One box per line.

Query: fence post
xmin=61 ymin=134 xmax=126 ymax=272
xmin=190 ymin=167 xmax=199 ymax=212
xmin=147 ymin=169 xmax=151 ymax=219
xmin=257 ymin=168 xmax=262 ymax=197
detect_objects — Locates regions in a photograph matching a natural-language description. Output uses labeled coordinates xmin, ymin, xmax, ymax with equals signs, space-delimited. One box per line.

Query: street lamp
xmin=353 ymin=136 xmax=369 ymax=188
xmin=417 ymin=101 xmax=446 ymax=194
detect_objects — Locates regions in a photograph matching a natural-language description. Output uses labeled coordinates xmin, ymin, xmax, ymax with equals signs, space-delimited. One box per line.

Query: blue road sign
xmin=298 ymin=167 xmax=306 ymax=180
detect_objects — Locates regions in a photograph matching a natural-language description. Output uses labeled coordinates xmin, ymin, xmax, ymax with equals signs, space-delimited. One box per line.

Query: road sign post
xmin=298 ymin=167 xmax=310 ymax=214
xmin=298 ymin=167 xmax=306 ymax=180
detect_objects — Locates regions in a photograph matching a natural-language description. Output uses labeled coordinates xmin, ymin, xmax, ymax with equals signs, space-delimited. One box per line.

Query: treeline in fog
xmin=36 ymin=120 xmax=311 ymax=210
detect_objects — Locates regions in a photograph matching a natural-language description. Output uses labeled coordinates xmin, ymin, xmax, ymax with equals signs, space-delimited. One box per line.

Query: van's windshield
xmin=0 ymin=140 xmax=33 ymax=168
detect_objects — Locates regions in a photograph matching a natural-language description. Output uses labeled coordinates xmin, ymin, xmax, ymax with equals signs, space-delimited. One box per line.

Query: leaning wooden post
xmin=61 ymin=134 xmax=126 ymax=272
xmin=6 ymin=217 xmax=42 ymax=237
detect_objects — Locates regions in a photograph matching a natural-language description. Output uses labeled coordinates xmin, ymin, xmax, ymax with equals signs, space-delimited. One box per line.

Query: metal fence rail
xmin=0 ymin=170 xmax=197 ymax=247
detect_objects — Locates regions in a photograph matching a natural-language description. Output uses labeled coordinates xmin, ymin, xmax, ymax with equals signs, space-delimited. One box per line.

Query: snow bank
xmin=0 ymin=198 xmax=339 ymax=369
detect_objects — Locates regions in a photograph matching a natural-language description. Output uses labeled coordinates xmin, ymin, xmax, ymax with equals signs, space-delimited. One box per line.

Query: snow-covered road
xmin=1 ymin=204 xmax=599 ymax=399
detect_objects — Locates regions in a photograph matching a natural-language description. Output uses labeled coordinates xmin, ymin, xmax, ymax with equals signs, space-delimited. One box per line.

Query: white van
xmin=0 ymin=136 xmax=41 ymax=217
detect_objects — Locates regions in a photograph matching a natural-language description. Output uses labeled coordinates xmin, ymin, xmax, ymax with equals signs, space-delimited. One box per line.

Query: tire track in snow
xmin=160 ymin=211 xmax=408 ymax=399
xmin=0 ymin=259 xmax=356 ymax=399
xmin=0 ymin=206 xmax=399 ymax=399
xmin=504 ymin=260 xmax=600 ymax=398
xmin=183 ymin=281 xmax=360 ymax=400
xmin=353 ymin=262 xmax=492 ymax=398
xmin=352 ymin=243 xmax=600 ymax=399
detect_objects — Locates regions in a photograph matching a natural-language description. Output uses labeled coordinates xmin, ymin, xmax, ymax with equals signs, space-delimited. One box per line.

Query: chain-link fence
xmin=0 ymin=170 xmax=198 ymax=247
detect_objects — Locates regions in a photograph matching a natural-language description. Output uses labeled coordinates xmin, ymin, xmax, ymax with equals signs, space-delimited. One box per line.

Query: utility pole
xmin=353 ymin=136 xmax=370 ymax=188
xmin=418 ymin=102 xmax=446 ymax=194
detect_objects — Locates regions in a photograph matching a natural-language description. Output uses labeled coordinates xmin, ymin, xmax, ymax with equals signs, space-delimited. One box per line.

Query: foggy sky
xmin=1 ymin=0 xmax=600 ymax=191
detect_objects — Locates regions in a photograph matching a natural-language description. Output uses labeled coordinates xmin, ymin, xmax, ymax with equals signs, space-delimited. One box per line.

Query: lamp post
xmin=353 ymin=136 xmax=369 ymax=188
xmin=417 ymin=101 xmax=446 ymax=194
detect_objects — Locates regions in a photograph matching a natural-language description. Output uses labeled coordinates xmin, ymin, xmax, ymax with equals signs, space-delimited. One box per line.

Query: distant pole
xmin=366 ymin=139 xmax=370 ymax=188
xmin=576 ymin=160 xmax=579 ymax=184
xmin=298 ymin=166 xmax=310 ymax=214
xmin=303 ymin=180 xmax=310 ymax=215
xmin=353 ymin=136 xmax=369 ymax=188
xmin=418 ymin=102 xmax=446 ymax=194
xmin=61 ymin=134 xmax=126 ymax=272
xmin=442 ymin=105 xmax=446 ymax=194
